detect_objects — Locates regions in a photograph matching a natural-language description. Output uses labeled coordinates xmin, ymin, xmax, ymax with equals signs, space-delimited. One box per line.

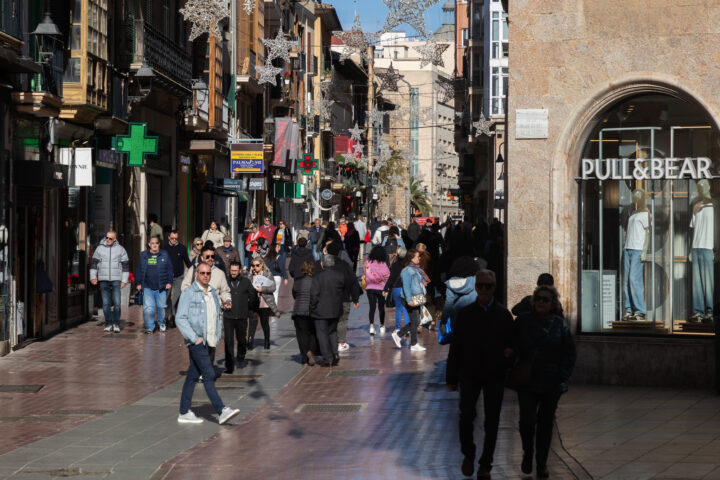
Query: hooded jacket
xmin=440 ymin=276 xmax=478 ymax=330
xmin=90 ymin=241 xmax=130 ymax=283
xmin=288 ymin=246 xmax=314 ymax=278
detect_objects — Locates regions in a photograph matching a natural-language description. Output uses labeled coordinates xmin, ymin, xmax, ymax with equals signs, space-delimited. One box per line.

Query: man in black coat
xmin=288 ymin=237 xmax=315 ymax=278
xmin=164 ymin=230 xmax=192 ymax=327
xmin=446 ymin=269 xmax=514 ymax=479
xmin=224 ymin=261 xmax=258 ymax=372
xmin=325 ymin=241 xmax=361 ymax=352
xmin=309 ymin=254 xmax=358 ymax=367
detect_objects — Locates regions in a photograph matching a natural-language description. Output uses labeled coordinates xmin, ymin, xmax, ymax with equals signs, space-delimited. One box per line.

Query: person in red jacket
xmin=245 ymin=224 xmax=265 ymax=258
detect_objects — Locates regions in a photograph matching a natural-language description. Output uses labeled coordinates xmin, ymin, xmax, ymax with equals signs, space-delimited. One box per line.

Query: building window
xmin=579 ymin=93 xmax=720 ymax=336
xmin=490 ymin=66 xmax=507 ymax=115
xmin=491 ymin=11 xmax=508 ymax=59
xmin=462 ymin=28 xmax=469 ymax=47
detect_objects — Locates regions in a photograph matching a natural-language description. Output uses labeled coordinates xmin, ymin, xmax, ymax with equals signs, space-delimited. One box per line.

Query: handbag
xmin=506 ymin=351 xmax=537 ymax=391
xmin=385 ymin=291 xmax=395 ymax=308
xmin=360 ymin=274 xmax=367 ymax=290
xmin=411 ymin=294 xmax=427 ymax=306
xmin=420 ymin=305 xmax=432 ymax=325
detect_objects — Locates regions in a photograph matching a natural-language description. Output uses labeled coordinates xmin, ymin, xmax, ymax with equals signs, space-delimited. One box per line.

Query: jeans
xmin=397 ymin=305 xmax=421 ymax=346
xmin=692 ymin=248 xmax=714 ymax=316
xmin=314 ymin=317 xmax=339 ymax=362
xmin=99 ymin=280 xmax=122 ymax=326
xmin=459 ymin=379 xmax=505 ymax=467
xmin=180 ymin=343 xmax=225 ymax=415
xmin=623 ymin=249 xmax=646 ymax=315
xmin=337 ymin=302 xmax=351 ymax=343
xmin=518 ymin=390 xmax=562 ymax=469
xmin=367 ymin=289 xmax=386 ymax=326
xmin=143 ymin=288 xmax=167 ymax=331
xmin=223 ymin=316 xmax=248 ymax=371
xmin=292 ymin=315 xmax=318 ymax=363
xmin=279 ymin=249 xmax=287 ymax=276
xmin=165 ymin=276 xmax=184 ymax=323
xmin=393 ymin=288 xmax=409 ymax=329
xmin=312 ymin=246 xmax=321 ymax=262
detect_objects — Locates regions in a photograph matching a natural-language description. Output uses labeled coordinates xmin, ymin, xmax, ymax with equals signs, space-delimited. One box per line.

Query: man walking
xmin=175 ymin=262 xmax=241 ymax=425
xmin=353 ymin=215 xmax=368 ymax=272
xmin=310 ymin=254 xmax=352 ymax=367
xmin=259 ymin=217 xmax=277 ymax=245
xmin=90 ymin=231 xmax=130 ymax=333
xmin=148 ymin=213 xmax=163 ymax=242
xmin=446 ymin=270 xmax=514 ymax=479
xmin=165 ymin=230 xmax=192 ymax=328
xmin=135 ymin=236 xmax=174 ymax=334
xmin=308 ymin=218 xmax=325 ymax=261
xmin=224 ymin=262 xmax=256 ymax=373
xmin=325 ymin=241 xmax=361 ymax=352
xmin=218 ymin=235 xmax=241 ymax=267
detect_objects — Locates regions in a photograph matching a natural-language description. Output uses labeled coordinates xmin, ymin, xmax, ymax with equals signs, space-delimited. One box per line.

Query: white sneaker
xmin=410 ymin=344 xmax=426 ymax=352
xmin=369 ymin=324 xmax=375 ymax=335
xmin=178 ymin=410 xmax=203 ymax=424
xmin=218 ymin=407 xmax=241 ymax=425
xmin=159 ymin=324 xmax=167 ymax=332
xmin=379 ymin=326 xmax=386 ymax=335
xmin=338 ymin=342 xmax=350 ymax=352
xmin=391 ymin=330 xmax=402 ymax=349
xmin=103 ymin=325 xmax=112 ymax=332
xmin=112 ymin=325 xmax=120 ymax=333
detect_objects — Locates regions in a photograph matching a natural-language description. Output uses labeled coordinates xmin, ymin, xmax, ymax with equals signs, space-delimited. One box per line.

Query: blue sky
xmin=333 ymin=0 xmax=446 ymax=38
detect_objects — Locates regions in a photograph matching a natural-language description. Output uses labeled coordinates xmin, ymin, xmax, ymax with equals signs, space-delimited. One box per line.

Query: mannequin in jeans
xmin=689 ymin=179 xmax=716 ymax=323
xmin=622 ymin=189 xmax=650 ymax=321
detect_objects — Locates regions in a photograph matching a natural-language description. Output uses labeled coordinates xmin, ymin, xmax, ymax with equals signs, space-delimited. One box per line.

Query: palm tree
xmin=409 ymin=176 xmax=432 ymax=215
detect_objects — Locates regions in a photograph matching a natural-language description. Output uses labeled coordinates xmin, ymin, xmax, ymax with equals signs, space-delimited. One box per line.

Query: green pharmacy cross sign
xmin=112 ymin=123 xmax=158 ymax=167
xmin=298 ymin=153 xmax=318 ymax=175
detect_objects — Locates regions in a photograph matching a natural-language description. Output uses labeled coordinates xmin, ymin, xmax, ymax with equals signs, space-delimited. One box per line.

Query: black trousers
xmin=249 ymin=307 xmax=271 ymax=343
xmin=397 ymin=305 xmax=421 ymax=345
xmin=459 ymin=379 xmax=505 ymax=467
xmin=314 ymin=317 xmax=339 ymax=362
xmin=367 ymin=289 xmax=386 ymax=326
xmin=223 ymin=315 xmax=248 ymax=370
xmin=518 ymin=390 xmax=561 ymax=468
xmin=292 ymin=315 xmax=318 ymax=363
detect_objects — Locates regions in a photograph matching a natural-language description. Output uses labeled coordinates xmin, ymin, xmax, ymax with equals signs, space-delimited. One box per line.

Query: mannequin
xmin=689 ymin=179 xmax=715 ymax=323
xmin=623 ymin=188 xmax=650 ymax=321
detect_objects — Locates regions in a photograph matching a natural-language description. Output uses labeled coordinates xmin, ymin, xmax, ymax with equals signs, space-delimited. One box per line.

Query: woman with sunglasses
xmin=391 ymin=249 xmax=430 ymax=351
xmin=248 ymin=258 xmax=280 ymax=349
xmin=189 ymin=238 xmax=204 ymax=264
xmin=513 ymin=285 xmax=576 ymax=478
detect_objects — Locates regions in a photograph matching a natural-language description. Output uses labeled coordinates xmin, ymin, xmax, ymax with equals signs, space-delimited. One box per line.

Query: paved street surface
xmin=0 ymin=282 xmax=720 ymax=479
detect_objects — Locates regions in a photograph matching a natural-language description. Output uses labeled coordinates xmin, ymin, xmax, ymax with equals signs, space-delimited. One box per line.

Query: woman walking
xmin=391 ymin=249 xmax=430 ymax=351
xmin=189 ymin=237 xmax=204 ymax=264
xmin=291 ymin=261 xmax=318 ymax=366
xmin=244 ymin=224 xmax=265 ymax=262
xmin=364 ymin=246 xmax=390 ymax=335
xmin=384 ymin=247 xmax=409 ymax=330
xmin=344 ymin=222 xmax=361 ymax=272
xmin=248 ymin=258 xmax=280 ymax=350
xmin=201 ymin=221 xmax=225 ymax=249
xmin=513 ymin=286 xmax=576 ymax=478
xmin=439 ymin=256 xmax=481 ymax=344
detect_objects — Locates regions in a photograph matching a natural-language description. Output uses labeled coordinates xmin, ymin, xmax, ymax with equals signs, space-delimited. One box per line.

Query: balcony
xmin=0 ymin=0 xmax=23 ymax=47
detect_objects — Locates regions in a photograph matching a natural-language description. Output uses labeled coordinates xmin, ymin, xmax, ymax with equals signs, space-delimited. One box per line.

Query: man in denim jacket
xmin=175 ymin=262 xmax=240 ymax=425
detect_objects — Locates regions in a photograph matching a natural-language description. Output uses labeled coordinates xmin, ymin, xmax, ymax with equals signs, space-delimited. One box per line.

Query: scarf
xmin=409 ymin=262 xmax=430 ymax=286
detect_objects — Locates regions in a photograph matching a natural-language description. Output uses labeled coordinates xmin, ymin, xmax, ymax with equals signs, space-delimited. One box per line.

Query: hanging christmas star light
xmin=437 ymin=76 xmax=454 ymax=104
xmin=257 ymin=64 xmax=283 ymax=86
xmin=382 ymin=0 xmax=430 ymax=38
xmin=366 ymin=107 xmax=385 ymax=126
xmin=348 ymin=123 xmax=364 ymax=142
xmin=352 ymin=142 xmax=365 ymax=157
xmin=473 ymin=113 xmax=496 ymax=137
xmin=377 ymin=63 xmax=404 ymax=94
xmin=414 ymin=40 xmax=449 ymax=68
xmin=262 ymin=30 xmax=294 ymax=64
xmin=180 ymin=0 xmax=230 ymax=41
xmin=333 ymin=13 xmax=375 ymax=65
xmin=242 ymin=0 xmax=255 ymax=15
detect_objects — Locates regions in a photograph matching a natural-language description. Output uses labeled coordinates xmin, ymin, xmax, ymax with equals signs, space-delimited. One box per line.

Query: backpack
xmin=383 ymin=237 xmax=398 ymax=255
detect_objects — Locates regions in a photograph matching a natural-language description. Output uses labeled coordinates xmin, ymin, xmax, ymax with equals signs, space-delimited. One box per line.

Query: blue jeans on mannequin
xmin=623 ymin=249 xmax=646 ymax=315
xmin=692 ymin=248 xmax=714 ymax=316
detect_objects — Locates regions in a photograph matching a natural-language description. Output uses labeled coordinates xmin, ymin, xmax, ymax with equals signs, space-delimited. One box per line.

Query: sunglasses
xmin=204 ymin=255 xmax=215 ymax=259
xmin=535 ymin=296 xmax=552 ymax=303
xmin=198 ymin=271 xmax=211 ymax=276
xmin=476 ymin=283 xmax=495 ymax=290
xmin=251 ymin=263 xmax=261 ymax=267
xmin=106 ymin=237 xmax=115 ymax=241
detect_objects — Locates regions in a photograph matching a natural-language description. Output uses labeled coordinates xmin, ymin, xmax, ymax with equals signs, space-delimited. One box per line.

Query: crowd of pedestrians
xmin=88 ymin=213 xmax=576 ymax=478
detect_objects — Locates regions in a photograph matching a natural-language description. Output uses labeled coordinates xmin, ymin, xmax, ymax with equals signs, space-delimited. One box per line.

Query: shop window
xmin=579 ymin=93 xmax=720 ymax=335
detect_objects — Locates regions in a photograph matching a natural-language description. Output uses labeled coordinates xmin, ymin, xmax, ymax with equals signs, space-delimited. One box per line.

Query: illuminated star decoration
xmin=366 ymin=107 xmax=385 ymax=127
xmin=242 ymin=0 xmax=255 ymax=15
xmin=473 ymin=113 xmax=496 ymax=137
xmin=352 ymin=142 xmax=365 ymax=157
xmin=377 ymin=63 xmax=403 ymax=94
xmin=333 ymin=13 xmax=375 ymax=65
xmin=262 ymin=30 xmax=294 ymax=64
xmin=348 ymin=123 xmax=364 ymax=142
xmin=382 ymin=0 xmax=432 ymax=38
xmin=437 ymin=76 xmax=454 ymax=103
xmin=257 ymin=64 xmax=283 ymax=86
xmin=414 ymin=40 xmax=449 ymax=68
xmin=180 ymin=0 xmax=230 ymax=41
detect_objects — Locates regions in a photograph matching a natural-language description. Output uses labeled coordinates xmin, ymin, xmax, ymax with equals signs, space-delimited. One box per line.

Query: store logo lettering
xmin=581 ymin=157 xmax=712 ymax=180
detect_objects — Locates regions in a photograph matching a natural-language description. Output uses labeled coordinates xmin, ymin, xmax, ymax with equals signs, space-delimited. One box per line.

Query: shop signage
xmin=248 ymin=178 xmax=265 ymax=191
xmin=581 ymin=157 xmax=712 ymax=181
xmin=59 ymin=148 xmax=93 ymax=186
xmin=298 ymin=153 xmax=318 ymax=175
xmin=112 ymin=123 xmax=158 ymax=167
xmin=516 ymin=109 xmax=548 ymax=139
xmin=320 ymin=188 xmax=333 ymax=201
xmin=222 ymin=178 xmax=245 ymax=190
xmin=602 ymin=273 xmax=616 ymax=329
xmin=230 ymin=143 xmax=264 ymax=173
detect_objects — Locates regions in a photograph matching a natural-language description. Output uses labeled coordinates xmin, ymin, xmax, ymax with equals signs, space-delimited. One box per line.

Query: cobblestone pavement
xmin=2 ymin=278 xmax=720 ymax=479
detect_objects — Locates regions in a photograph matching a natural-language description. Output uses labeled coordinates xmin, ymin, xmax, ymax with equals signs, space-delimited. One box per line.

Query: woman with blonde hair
xmin=248 ymin=257 xmax=279 ymax=349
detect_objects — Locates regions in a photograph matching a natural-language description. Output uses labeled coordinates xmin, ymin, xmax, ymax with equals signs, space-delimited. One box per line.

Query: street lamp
xmin=264 ymin=116 xmax=275 ymax=143
xmin=496 ymin=141 xmax=505 ymax=164
xmin=191 ymin=78 xmax=208 ymax=112
xmin=31 ymin=13 xmax=61 ymax=64
xmin=129 ymin=60 xmax=155 ymax=104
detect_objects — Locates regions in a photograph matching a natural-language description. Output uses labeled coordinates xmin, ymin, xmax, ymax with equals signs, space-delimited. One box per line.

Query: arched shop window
xmin=579 ymin=93 xmax=720 ymax=335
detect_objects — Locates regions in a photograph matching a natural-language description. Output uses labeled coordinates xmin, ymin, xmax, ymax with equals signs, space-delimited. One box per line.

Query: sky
xmin=333 ymin=0 xmax=446 ymax=39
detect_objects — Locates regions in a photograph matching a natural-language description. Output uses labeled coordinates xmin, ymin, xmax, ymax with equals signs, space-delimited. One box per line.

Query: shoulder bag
xmin=506 ymin=350 xmax=537 ymax=391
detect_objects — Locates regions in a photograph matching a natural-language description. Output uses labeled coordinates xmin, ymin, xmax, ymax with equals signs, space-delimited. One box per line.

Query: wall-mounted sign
xmin=298 ymin=153 xmax=318 ymax=175
xmin=516 ymin=109 xmax=548 ymax=139
xmin=231 ymin=143 xmax=264 ymax=173
xmin=112 ymin=123 xmax=158 ymax=167
xmin=222 ymin=178 xmax=246 ymax=190
xmin=581 ymin=157 xmax=712 ymax=181
xmin=248 ymin=178 xmax=266 ymax=191
xmin=59 ymin=148 xmax=93 ymax=186
xmin=320 ymin=188 xmax=333 ymax=201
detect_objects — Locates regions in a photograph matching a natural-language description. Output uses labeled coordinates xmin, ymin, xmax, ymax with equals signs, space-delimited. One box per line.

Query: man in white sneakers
xmin=175 ymin=262 xmax=240 ymax=425
xmin=90 ymin=231 xmax=130 ymax=333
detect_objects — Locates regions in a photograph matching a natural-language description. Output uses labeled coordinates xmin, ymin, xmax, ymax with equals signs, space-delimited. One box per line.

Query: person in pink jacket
xmin=364 ymin=246 xmax=391 ymax=335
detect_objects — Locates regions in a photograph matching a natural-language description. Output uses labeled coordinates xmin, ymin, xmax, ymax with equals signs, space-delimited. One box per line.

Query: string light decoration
xmin=381 ymin=0 xmax=432 ymax=38
xmin=348 ymin=123 xmax=364 ymax=142
xmin=414 ymin=40 xmax=449 ymax=68
xmin=366 ymin=107 xmax=385 ymax=126
xmin=180 ymin=0 xmax=230 ymax=41
xmin=437 ymin=76 xmax=454 ymax=104
xmin=352 ymin=142 xmax=365 ymax=157
xmin=377 ymin=63 xmax=404 ymax=94
xmin=473 ymin=113 xmax=496 ymax=137
xmin=242 ymin=0 xmax=255 ymax=15
xmin=257 ymin=64 xmax=283 ymax=86
xmin=262 ymin=30 xmax=295 ymax=64
xmin=333 ymin=13 xmax=375 ymax=65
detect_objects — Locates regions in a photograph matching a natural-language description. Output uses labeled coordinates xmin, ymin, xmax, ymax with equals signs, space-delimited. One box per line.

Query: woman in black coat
xmin=291 ymin=261 xmax=318 ymax=365
xmin=344 ymin=222 xmax=361 ymax=272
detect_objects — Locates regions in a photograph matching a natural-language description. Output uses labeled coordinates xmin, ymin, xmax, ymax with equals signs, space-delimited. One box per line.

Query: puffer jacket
xmin=292 ymin=275 xmax=313 ymax=316
xmin=288 ymin=246 xmax=314 ymax=278
xmin=440 ymin=276 xmax=477 ymax=331
xmin=175 ymin=281 xmax=223 ymax=346
xmin=135 ymin=249 xmax=174 ymax=290
xmin=90 ymin=241 xmax=130 ymax=283
xmin=252 ymin=266 xmax=280 ymax=316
